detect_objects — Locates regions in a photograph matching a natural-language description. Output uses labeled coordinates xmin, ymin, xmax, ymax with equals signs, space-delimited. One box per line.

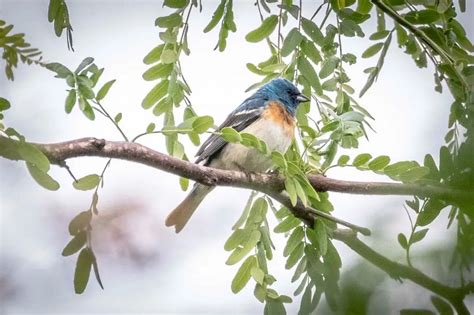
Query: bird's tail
xmin=165 ymin=184 xmax=214 ymax=233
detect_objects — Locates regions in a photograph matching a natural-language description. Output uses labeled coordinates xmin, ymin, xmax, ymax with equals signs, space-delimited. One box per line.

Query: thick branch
xmin=332 ymin=229 xmax=470 ymax=315
xmin=1 ymin=135 xmax=471 ymax=202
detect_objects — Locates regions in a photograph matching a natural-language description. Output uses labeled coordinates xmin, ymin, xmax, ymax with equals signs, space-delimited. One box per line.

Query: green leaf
xmin=0 ymin=97 xmax=11 ymax=111
xmin=384 ymin=161 xmax=416 ymax=177
xmin=224 ymin=229 xmax=248 ymax=251
xmin=46 ymin=62 xmax=72 ymax=78
xmin=143 ymin=44 xmax=165 ymax=64
xmin=301 ymin=18 xmax=325 ymax=46
xmin=274 ymin=215 xmax=300 ymax=233
xmin=398 ymin=166 xmax=430 ymax=182
xmin=368 ymin=155 xmax=390 ymax=171
xmin=283 ymin=226 xmax=304 ymax=257
xmin=370 ymin=30 xmax=390 ymax=40
xmin=74 ymin=248 xmax=93 ymax=294
xmin=417 ymin=199 xmax=445 ymax=226
xmin=48 ymin=0 xmax=61 ymax=22
xmin=231 ymin=255 xmax=256 ymax=294
xmin=68 ymin=211 xmax=92 ymax=235
xmin=143 ymin=63 xmax=173 ymax=81
xmin=245 ymin=15 xmax=278 ymax=43
xmin=337 ymin=155 xmax=350 ymax=166
xmin=362 ymin=42 xmax=383 ymax=58
xmin=161 ymin=50 xmax=178 ymax=64
xmin=95 ymin=79 xmax=116 ymax=101
xmin=284 ymin=178 xmax=298 ymax=206
xmin=271 ymin=151 xmax=287 ymax=169
xmin=164 ymin=0 xmax=189 ymax=8
xmin=146 ymin=122 xmax=156 ymax=133
xmin=142 ymin=80 xmax=169 ymax=109
xmin=281 ymin=28 xmax=304 ymax=57
xmin=264 ymin=299 xmax=286 ymax=315
xmin=114 ymin=113 xmax=122 ymax=123
xmin=301 ymin=41 xmax=322 ymax=64
xmin=404 ymin=10 xmax=440 ymax=25
xmin=26 ymin=162 xmax=60 ymax=191
xmin=192 ymin=116 xmax=214 ymax=133
xmin=18 ymin=142 xmax=50 ymax=172
xmin=298 ymin=57 xmax=322 ymax=95
xmin=319 ymin=57 xmax=338 ymax=79
xmin=65 ymin=89 xmax=76 ymax=113
xmin=250 ymin=267 xmax=265 ymax=285
xmin=226 ymin=230 xmax=261 ymax=265
xmin=232 ymin=192 xmax=256 ymax=230
xmin=221 ymin=127 xmax=242 ymax=143
xmin=285 ymin=242 xmax=304 ymax=269
xmin=203 ymin=0 xmax=226 ymax=32
xmin=352 ymin=153 xmax=372 ymax=167
xmin=62 ymin=231 xmax=87 ymax=256
xmin=155 ymin=13 xmax=183 ymax=28
xmin=411 ymin=228 xmax=429 ymax=244
xmin=73 ymin=174 xmax=100 ymax=191
xmin=75 ymin=57 xmax=94 ymax=74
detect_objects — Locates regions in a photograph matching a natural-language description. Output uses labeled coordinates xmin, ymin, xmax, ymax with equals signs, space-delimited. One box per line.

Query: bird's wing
xmin=195 ymin=98 xmax=265 ymax=164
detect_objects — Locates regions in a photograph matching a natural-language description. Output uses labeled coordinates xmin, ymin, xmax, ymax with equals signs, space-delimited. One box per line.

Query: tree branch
xmin=1 ymin=136 xmax=472 ymax=231
xmin=332 ymin=229 xmax=470 ymax=315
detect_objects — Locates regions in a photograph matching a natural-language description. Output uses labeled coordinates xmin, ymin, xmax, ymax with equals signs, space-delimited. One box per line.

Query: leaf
xmin=337 ymin=155 xmax=350 ymax=166
xmin=62 ymin=231 xmax=87 ymax=256
xmin=68 ymin=211 xmax=92 ymax=235
xmin=284 ymin=178 xmax=298 ymax=206
xmin=251 ymin=267 xmax=265 ymax=285
xmin=73 ymin=174 xmax=100 ymax=191
xmin=232 ymin=192 xmax=256 ymax=230
xmin=48 ymin=0 xmax=61 ymax=22
xmin=46 ymin=62 xmax=72 ymax=78
xmin=221 ymin=127 xmax=242 ymax=143
xmin=96 ymin=79 xmax=116 ymax=101
xmin=283 ymin=226 xmax=304 ymax=257
xmin=26 ymin=162 xmax=59 ymax=191
xmin=398 ymin=233 xmax=408 ymax=249
xmin=352 ymin=153 xmax=372 ymax=167
xmin=164 ymin=0 xmax=189 ymax=8
xmin=114 ymin=113 xmax=122 ymax=123
xmin=224 ymin=229 xmax=248 ymax=251
xmin=0 ymin=97 xmax=11 ymax=111
xmin=161 ymin=50 xmax=178 ymax=64
xmin=398 ymin=166 xmax=430 ymax=182
xmin=203 ymin=0 xmax=226 ymax=32
xmin=65 ymin=89 xmax=76 ymax=113
xmin=319 ymin=57 xmax=338 ymax=79
xmin=143 ymin=63 xmax=173 ymax=81
xmin=231 ymin=255 xmax=256 ymax=293
xmin=301 ymin=18 xmax=325 ymax=46
xmin=362 ymin=42 xmax=383 ymax=58
xmin=281 ymin=28 xmax=304 ymax=57
xmin=339 ymin=110 xmax=364 ymax=122
xmin=285 ymin=242 xmax=304 ymax=269
xmin=245 ymin=15 xmax=278 ymax=43
xmin=18 ymin=142 xmax=50 ymax=172
xmin=226 ymin=230 xmax=261 ymax=265
xmin=417 ymin=199 xmax=445 ymax=226
xmin=142 ymin=80 xmax=169 ymax=109
xmin=192 ymin=116 xmax=214 ymax=133
xmin=411 ymin=228 xmax=429 ymax=244
xmin=297 ymin=57 xmax=322 ymax=95
xmin=155 ymin=13 xmax=183 ymax=28
xmin=384 ymin=161 xmax=417 ymax=177
xmin=274 ymin=215 xmax=300 ymax=233
xmin=264 ymin=299 xmax=286 ymax=315
xmin=368 ymin=155 xmax=390 ymax=171
xmin=74 ymin=248 xmax=93 ymax=294
xmin=143 ymin=44 xmax=165 ymax=64
xmin=75 ymin=57 xmax=94 ymax=74
xmin=271 ymin=151 xmax=287 ymax=169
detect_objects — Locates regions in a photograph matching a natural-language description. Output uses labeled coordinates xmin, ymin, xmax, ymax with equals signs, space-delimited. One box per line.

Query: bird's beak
xmin=296 ymin=93 xmax=310 ymax=103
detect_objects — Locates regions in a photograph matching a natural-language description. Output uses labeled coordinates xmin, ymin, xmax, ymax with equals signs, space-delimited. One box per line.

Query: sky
xmin=1 ymin=0 xmax=473 ymax=314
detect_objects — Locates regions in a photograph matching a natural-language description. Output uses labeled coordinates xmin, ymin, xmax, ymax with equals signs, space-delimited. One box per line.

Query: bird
xmin=165 ymin=78 xmax=310 ymax=233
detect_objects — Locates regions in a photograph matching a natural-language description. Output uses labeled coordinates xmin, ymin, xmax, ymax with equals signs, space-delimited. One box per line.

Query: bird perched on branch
xmin=165 ymin=78 xmax=310 ymax=232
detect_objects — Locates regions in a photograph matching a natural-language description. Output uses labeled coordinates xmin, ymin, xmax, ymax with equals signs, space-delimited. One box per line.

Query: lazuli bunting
xmin=165 ymin=78 xmax=309 ymax=232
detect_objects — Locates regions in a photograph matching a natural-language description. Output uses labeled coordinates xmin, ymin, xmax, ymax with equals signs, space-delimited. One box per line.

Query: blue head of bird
xmin=258 ymin=78 xmax=310 ymax=116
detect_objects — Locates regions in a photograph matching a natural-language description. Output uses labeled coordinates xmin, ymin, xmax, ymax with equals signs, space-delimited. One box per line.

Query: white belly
xmin=211 ymin=118 xmax=293 ymax=172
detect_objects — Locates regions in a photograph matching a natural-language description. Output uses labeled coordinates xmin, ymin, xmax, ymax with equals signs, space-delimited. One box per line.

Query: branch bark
xmin=332 ymin=229 xmax=470 ymax=315
xmin=1 ymin=135 xmax=471 ymax=203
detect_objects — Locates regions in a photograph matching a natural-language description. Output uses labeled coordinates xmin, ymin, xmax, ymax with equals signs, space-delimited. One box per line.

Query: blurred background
xmin=0 ymin=0 xmax=473 ymax=314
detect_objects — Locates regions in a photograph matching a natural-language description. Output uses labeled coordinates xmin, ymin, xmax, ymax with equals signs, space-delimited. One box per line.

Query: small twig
xmin=92 ymin=100 xmax=129 ymax=142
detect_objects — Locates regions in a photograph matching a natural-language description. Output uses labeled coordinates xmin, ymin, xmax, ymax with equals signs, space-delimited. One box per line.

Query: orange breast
xmin=262 ymin=101 xmax=295 ymax=138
